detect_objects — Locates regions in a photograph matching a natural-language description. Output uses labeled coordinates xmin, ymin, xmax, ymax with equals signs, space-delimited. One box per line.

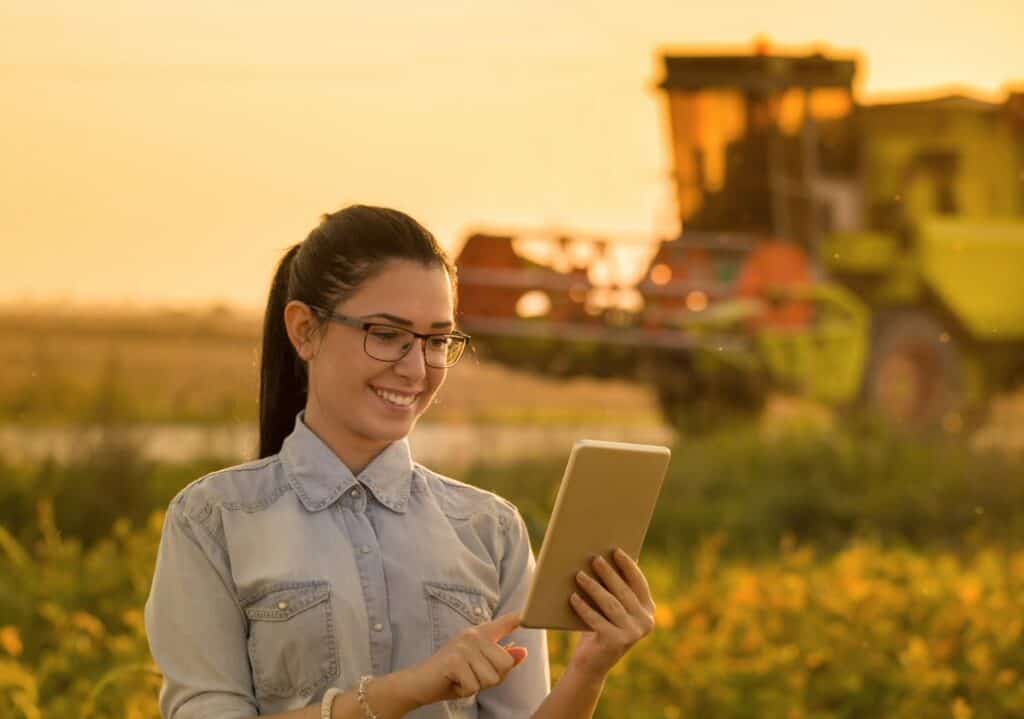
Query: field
xmin=2 ymin=305 xmax=1024 ymax=718
xmin=0 ymin=305 xmax=661 ymax=428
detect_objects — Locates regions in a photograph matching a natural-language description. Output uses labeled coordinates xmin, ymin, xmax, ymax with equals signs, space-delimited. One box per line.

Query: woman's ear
xmin=283 ymin=300 xmax=320 ymax=361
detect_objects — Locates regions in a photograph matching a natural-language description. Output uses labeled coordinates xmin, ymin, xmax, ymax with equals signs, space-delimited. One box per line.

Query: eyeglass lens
xmin=364 ymin=326 xmax=466 ymax=367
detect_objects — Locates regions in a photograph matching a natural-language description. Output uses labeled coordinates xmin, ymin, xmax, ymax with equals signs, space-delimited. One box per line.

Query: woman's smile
xmin=370 ymin=384 xmax=421 ymax=409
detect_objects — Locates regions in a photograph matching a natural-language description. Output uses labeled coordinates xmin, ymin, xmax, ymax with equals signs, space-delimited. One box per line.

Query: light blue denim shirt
xmin=144 ymin=410 xmax=551 ymax=718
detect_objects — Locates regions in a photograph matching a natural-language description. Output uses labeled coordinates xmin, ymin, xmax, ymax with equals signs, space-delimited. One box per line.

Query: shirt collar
xmin=279 ymin=409 xmax=414 ymax=514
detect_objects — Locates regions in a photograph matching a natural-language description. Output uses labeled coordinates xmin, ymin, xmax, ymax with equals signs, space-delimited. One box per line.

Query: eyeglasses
xmin=307 ymin=304 xmax=471 ymax=368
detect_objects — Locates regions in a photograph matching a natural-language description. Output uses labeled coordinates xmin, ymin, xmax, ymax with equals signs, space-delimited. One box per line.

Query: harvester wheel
xmin=862 ymin=311 xmax=966 ymax=432
xmin=651 ymin=351 xmax=766 ymax=436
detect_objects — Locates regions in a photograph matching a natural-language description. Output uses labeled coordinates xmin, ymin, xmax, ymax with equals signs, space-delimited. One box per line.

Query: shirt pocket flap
xmin=243 ymin=581 xmax=330 ymax=622
xmin=424 ymin=582 xmax=493 ymax=625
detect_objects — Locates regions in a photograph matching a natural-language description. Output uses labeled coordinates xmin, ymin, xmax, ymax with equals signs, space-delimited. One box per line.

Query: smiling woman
xmin=143 ymin=205 xmax=658 ymax=719
xmin=283 ymin=259 xmax=459 ymax=475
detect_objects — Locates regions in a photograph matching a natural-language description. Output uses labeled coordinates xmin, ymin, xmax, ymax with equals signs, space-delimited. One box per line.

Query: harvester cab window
xmin=668 ymin=88 xmax=776 ymax=236
xmin=903 ymin=150 xmax=961 ymax=217
xmin=662 ymin=55 xmax=860 ymax=247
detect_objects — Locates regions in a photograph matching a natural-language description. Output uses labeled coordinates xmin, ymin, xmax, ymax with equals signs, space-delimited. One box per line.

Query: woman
xmin=144 ymin=205 xmax=656 ymax=719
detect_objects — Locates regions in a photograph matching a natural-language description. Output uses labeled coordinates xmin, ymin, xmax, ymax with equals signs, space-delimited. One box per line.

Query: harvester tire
xmin=651 ymin=351 xmax=766 ymax=436
xmin=861 ymin=310 xmax=966 ymax=432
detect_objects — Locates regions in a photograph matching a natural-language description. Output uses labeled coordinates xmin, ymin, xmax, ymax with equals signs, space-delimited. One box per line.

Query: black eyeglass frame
xmin=306 ymin=303 xmax=471 ymax=368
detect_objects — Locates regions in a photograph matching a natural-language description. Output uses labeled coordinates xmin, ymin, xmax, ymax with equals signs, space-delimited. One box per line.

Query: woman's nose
xmin=394 ymin=337 xmax=427 ymax=378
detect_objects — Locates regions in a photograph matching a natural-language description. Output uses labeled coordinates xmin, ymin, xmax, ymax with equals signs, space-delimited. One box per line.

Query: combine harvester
xmin=456 ymin=45 xmax=1024 ymax=434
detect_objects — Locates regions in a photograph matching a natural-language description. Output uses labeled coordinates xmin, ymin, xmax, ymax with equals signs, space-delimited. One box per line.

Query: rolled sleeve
xmin=477 ymin=507 xmax=551 ymax=719
xmin=144 ymin=499 xmax=257 ymax=719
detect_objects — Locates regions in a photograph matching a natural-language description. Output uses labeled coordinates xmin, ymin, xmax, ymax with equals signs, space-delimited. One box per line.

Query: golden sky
xmin=2 ymin=1 xmax=1021 ymax=311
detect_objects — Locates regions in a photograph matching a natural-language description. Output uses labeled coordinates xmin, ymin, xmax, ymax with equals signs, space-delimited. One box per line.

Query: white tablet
xmin=520 ymin=439 xmax=671 ymax=631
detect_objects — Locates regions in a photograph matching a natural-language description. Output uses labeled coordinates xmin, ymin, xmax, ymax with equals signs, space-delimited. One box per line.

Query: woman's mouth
xmin=371 ymin=386 xmax=419 ymax=408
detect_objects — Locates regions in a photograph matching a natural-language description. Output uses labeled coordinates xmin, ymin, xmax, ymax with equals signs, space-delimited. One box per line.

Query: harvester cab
xmin=658 ymin=51 xmax=860 ymax=251
xmin=638 ymin=50 xmax=871 ymax=430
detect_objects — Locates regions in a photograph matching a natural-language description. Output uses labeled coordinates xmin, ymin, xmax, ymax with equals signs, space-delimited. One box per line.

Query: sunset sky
xmin=2 ymin=1 xmax=1021 ymax=311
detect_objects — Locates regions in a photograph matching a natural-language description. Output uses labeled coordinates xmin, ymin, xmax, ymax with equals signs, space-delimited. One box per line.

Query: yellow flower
xmin=149 ymin=510 xmax=166 ymax=533
xmin=654 ymin=604 xmax=676 ymax=629
xmin=805 ymin=650 xmax=828 ymax=670
xmin=967 ymin=645 xmax=992 ymax=674
xmin=900 ymin=636 xmax=930 ymax=670
xmin=952 ymin=697 xmax=973 ymax=719
xmin=957 ymin=576 xmax=982 ymax=607
xmin=0 ymin=626 xmax=23 ymax=657
xmin=732 ymin=573 xmax=761 ymax=608
xmin=72 ymin=611 xmax=106 ymax=639
xmin=741 ymin=626 xmax=765 ymax=653
xmin=122 ymin=608 xmax=145 ymax=632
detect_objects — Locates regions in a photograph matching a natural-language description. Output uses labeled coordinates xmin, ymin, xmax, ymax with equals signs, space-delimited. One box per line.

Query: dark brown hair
xmin=258 ymin=205 xmax=455 ymax=458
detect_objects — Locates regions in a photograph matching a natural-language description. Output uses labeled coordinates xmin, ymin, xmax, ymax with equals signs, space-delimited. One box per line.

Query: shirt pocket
xmin=243 ymin=580 xmax=339 ymax=699
xmin=425 ymin=582 xmax=494 ymax=714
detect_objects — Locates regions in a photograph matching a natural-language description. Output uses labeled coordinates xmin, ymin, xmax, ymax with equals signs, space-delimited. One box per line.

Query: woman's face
xmin=289 ymin=259 xmax=454 ymax=467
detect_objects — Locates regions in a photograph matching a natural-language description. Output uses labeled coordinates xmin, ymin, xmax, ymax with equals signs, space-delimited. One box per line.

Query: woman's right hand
xmin=397 ymin=612 xmax=528 ymax=707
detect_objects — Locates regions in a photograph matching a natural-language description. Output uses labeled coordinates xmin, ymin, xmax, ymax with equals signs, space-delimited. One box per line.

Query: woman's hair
xmin=258 ymin=204 xmax=456 ymax=458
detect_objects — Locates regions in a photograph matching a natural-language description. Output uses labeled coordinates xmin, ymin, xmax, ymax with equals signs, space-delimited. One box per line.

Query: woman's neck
xmin=302 ymin=403 xmax=389 ymax=476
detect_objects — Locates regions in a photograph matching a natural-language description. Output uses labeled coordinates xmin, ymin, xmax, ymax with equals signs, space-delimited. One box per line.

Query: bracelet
xmin=320 ymin=687 xmax=342 ymax=719
xmin=357 ymin=675 xmax=380 ymax=719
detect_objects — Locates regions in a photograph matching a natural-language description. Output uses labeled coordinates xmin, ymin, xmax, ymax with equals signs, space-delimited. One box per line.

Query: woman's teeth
xmin=373 ymin=387 xmax=417 ymax=407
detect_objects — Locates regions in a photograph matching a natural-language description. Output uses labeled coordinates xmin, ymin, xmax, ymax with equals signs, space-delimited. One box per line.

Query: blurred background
xmin=2 ymin=2 xmax=1023 ymax=717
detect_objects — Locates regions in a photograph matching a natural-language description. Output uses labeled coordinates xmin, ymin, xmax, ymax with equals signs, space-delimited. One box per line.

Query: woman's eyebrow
xmin=359 ymin=312 xmax=454 ymax=329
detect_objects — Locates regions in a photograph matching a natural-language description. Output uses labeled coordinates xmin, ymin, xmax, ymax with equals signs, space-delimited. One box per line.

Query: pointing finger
xmin=479 ymin=612 xmax=521 ymax=641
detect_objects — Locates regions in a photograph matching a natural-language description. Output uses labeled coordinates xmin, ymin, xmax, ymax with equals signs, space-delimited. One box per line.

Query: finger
xmin=576 ymin=570 xmax=630 ymax=627
xmin=507 ymin=645 xmax=528 ymax=666
xmin=569 ymin=591 xmax=615 ymax=632
xmin=447 ymin=662 xmax=480 ymax=698
xmin=612 ymin=548 xmax=655 ymax=608
xmin=478 ymin=612 xmax=521 ymax=642
xmin=479 ymin=638 xmax=516 ymax=675
xmin=466 ymin=651 xmax=501 ymax=690
xmin=591 ymin=554 xmax=643 ymax=615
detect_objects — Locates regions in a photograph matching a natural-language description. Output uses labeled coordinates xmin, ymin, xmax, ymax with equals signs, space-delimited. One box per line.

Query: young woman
xmin=145 ymin=205 xmax=657 ymax=719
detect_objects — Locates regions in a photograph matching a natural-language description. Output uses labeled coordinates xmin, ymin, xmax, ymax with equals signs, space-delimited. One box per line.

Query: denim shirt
xmin=144 ymin=410 xmax=551 ymax=718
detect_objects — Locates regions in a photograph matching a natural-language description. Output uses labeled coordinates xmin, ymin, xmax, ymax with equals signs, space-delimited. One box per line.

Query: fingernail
xmin=595 ymin=556 xmax=608 ymax=567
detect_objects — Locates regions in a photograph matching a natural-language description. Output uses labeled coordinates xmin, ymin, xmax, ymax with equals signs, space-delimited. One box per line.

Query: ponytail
xmin=258 ymin=243 xmax=305 ymax=458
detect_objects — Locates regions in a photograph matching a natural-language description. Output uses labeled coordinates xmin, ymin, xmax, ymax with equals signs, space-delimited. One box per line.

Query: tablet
xmin=520 ymin=439 xmax=671 ymax=631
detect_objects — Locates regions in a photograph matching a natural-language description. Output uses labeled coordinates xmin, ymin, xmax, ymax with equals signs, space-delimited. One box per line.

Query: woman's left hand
xmin=567 ymin=547 xmax=656 ymax=681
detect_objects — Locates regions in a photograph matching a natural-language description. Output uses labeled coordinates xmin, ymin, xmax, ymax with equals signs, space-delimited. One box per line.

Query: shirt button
xmin=277 ymin=601 xmax=289 ymax=610
xmin=473 ymin=607 xmax=483 ymax=616
xmin=360 ymin=545 xmax=372 ymax=554
xmin=350 ymin=488 xmax=360 ymax=497
xmin=373 ymin=623 xmax=384 ymax=632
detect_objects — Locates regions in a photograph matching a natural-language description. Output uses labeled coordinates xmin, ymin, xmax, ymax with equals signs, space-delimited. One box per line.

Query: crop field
xmin=2 ymin=306 xmax=1024 ymax=717
xmin=0 ymin=306 xmax=661 ymax=428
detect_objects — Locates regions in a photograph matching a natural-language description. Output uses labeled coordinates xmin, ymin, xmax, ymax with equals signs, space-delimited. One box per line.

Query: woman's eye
xmin=370 ymin=329 xmax=403 ymax=343
xmin=428 ymin=337 xmax=451 ymax=350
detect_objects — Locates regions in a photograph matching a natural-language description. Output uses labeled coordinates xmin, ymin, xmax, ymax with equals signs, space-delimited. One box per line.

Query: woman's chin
xmin=364 ymin=409 xmax=421 ymax=443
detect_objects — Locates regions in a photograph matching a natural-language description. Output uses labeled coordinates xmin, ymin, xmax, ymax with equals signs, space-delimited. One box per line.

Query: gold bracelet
xmin=357 ymin=675 xmax=379 ymax=719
